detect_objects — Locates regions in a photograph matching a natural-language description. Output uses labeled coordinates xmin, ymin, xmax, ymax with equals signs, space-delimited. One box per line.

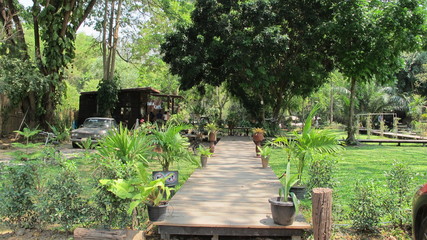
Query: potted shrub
xmin=100 ymin=163 xmax=171 ymax=222
xmin=269 ymin=161 xmax=299 ymax=226
xmin=252 ymin=128 xmax=265 ymax=157
xmin=252 ymin=127 xmax=265 ymax=142
xmin=198 ymin=145 xmax=213 ymax=168
xmin=205 ymin=123 xmax=218 ymax=142
xmin=257 ymin=145 xmax=272 ymax=168
xmin=274 ymin=105 xmax=343 ymax=199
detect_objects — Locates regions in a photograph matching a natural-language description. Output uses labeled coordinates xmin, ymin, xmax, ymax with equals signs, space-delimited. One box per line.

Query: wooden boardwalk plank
xmin=155 ymin=136 xmax=310 ymax=238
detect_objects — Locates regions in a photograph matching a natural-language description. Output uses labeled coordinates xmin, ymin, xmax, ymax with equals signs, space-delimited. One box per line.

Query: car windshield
xmin=82 ymin=119 xmax=114 ymax=128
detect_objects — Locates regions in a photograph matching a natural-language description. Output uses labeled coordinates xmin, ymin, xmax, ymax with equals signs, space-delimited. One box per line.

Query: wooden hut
xmin=78 ymin=87 xmax=182 ymax=128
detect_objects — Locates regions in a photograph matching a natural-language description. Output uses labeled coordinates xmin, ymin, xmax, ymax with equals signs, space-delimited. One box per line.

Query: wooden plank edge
xmin=153 ymin=222 xmax=311 ymax=230
xmin=73 ymin=223 xmax=154 ymax=240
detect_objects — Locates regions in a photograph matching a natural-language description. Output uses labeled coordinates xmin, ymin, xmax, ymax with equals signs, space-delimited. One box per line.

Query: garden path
xmin=155 ymin=136 xmax=310 ymax=240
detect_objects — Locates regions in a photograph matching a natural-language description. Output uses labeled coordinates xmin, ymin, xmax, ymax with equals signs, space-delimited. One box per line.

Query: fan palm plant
xmin=151 ymin=124 xmax=197 ymax=171
xmin=97 ymin=124 xmax=153 ymax=166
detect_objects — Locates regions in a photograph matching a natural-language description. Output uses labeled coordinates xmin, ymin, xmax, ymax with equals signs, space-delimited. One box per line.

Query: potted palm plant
xmin=275 ymin=105 xmax=343 ymax=199
xmin=205 ymin=123 xmax=218 ymax=142
xmin=257 ymin=145 xmax=272 ymax=168
xmin=269 ymin=161 xmax=299 ymax=226
xmin=151 ymin=124 xmax=197 ymax=171
xmin=198 ymin=145 xmax=213 ymax=168
xmin=100 ymin=162 xmax=171 ymax=222
xmin=205 ymin=123 xmax=218 ymax=153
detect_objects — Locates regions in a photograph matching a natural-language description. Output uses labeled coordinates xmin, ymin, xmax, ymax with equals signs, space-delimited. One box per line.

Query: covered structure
xmin=78 ymin=87 xmax=183 ymax=128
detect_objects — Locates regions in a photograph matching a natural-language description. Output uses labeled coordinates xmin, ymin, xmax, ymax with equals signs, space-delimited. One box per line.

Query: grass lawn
xmin=269 ymin=140 xmax=427 ymax=223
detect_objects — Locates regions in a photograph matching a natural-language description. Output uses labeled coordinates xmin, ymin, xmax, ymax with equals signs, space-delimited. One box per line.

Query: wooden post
xmin=312 ymin=188 xmax=333 ymax=240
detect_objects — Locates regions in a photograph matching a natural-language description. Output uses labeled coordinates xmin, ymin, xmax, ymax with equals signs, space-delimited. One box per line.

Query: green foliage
xmin=329 ymin=0 xmax=427 ymax=143
xmin=91 ymin=126 xmax=153 ymax=228
xmin=278 ymin=161 xmax=299 ymax=215
xmin=8 ymin=127 xmax=44 ymax=161
xmin=35 ymin=160 xmax=90 ymax=231
xmin=15 ymin=127 xmax=41 ymax=143
xmin=97 ymin=125 xmax=153 ymax=170
xmin=100 ymin=162 xmax=171 ymax=214
xmin=412 ymin=121 xmax=427 ymax=136
xmin=0 ymin=163 xmax=39 ymax=229
xmin=97 ymin=75 xmax=120 ymax=117
xmin=205 ymin=123 xmax=218 ymax=133
xmin=0 ymin=57 xmax=48 ymax=117
xmin=90 ymin=184 xmax=132 ymax=229
xmin=47 ymin=122 xmax=70 ymax=142
xmin=408 ymin=95 xmax=427 ymax=122
xmin=384 ymin=160 xmax=414 ymax=228
xmin=257 ymin=145 xmax=272 ymax=158
xmin=396 ymin=52 xmax=427 ymax=97
xmin=349 ymin=179 xmax=385 ymax=232
xmin=151 ymin=124 xmax=197 ymax=171
xmin=275 ymin=105 xmax=343 ymax=183
xmin=162 ymin=0 xmax=334 ymax=122
xmin=307 ymin=155 xmax=338 ymax=193
xmin=197 ymin=145 xmax=213 ymax=157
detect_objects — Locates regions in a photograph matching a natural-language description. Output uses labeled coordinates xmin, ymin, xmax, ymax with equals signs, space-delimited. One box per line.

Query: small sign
xmin=152 ymin=171 xmax=179 ymax=187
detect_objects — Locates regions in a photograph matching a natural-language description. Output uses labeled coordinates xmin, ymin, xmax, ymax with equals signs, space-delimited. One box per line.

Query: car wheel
xmin=418 ymin=216 xmax=427 ymax=240
xmin=72 ymin=142 xmax=79 ymax=148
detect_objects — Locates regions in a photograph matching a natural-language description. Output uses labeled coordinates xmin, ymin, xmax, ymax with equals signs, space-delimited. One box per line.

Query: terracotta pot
xmin=252 ymin=132 xmax=264 ymax=142
xmin=261 ymin=156 xmax=269 ymax=168
xmin=268 ymin=197 xmax=296 ymax=226
xmin=208 ymin=132 xmax=216 ymax=142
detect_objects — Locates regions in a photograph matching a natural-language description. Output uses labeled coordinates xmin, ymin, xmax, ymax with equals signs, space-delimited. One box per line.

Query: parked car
xmin=413 ymin=183 xmax=427 ymax=239
xmin=71 ymin=117 xmax=117 ymax=148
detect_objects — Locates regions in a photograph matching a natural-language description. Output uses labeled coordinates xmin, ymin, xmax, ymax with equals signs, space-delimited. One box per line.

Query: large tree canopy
xmin=0 ymin=0 xmax=96 ymax=128
xmin=329 ymin=0 xmax=427 ymax=144
xmin=162 ymin=0 xmax=335 ymax=123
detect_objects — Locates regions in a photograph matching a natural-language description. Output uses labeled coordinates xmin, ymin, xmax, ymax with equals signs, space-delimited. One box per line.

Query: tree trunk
xmin=346 ymin=77 xmax=358 ymax=145
xmin=108 ymin=0 xmax=123 ymax=80
xmin=329 ymin=81 xmax=334 ymax=124
xmin=102 ymin=0 xmax=108 ymax=78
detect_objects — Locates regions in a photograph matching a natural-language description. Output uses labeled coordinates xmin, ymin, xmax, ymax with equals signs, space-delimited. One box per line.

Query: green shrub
xmin=384 ymin=160 xmax=414 ymax=228
xmin=91 ymin=176 xmax=133 ymax=229
xmin=89 ymin=127 xmax=151 ymax=228
xmin=35 ymin=161 xmax=89 ymax=231
xmin=307 ymin=154 xmax=338 ymax=192
xmin=0 ymin=163 xmax=39 ymax=229
xmin=349 ymin=179 xmax=385 ymax=232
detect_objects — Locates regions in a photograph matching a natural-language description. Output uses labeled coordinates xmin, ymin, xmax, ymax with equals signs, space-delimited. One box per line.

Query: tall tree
xmin=0 ymin=0 xmax=96 ymax=128
xmin=329 ymin=0 xmax=426 ymax=144
xmin=162 ymin=0 xmax=334 ymax=123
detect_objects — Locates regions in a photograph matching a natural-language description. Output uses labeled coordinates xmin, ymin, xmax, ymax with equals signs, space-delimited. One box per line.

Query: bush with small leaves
xmin=35 ymin=160 xmax=90 ymax=231
xmin=384 ymin=160 xmax=414 ymax=228
xmin=349 ymin=179 xmax=385 ymax=232
xmin=307 ymin=154 xmax=338 ymax=192
xmin=0 ymin=163 xmax=39 ymax=229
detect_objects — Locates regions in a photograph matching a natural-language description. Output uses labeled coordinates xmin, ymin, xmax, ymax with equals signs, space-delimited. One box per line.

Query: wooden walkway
xmin=356 ymin=138 xmax=427 ymax=146
xmin=155 ymin=136 xmax=310 ymax=240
